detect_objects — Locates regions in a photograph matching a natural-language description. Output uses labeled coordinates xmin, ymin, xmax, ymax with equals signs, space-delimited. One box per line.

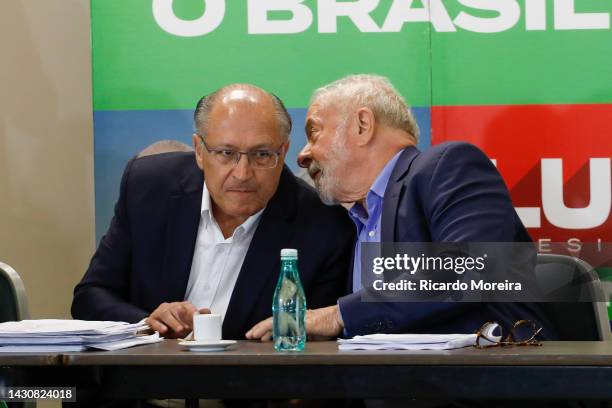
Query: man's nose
xmin=297 ymin=143 xmax=312 ymax=169
xmin=231 ymin=153 xmax=254 ymax=181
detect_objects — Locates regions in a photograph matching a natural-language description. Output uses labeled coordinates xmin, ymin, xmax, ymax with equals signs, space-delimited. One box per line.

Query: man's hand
xmin=306 ymin=305 xmax=345 ymax=339
xmin=146 ymin=301 xmax=210 ymax=339
xmin=245 ymin=305 xmax=344 ymax=341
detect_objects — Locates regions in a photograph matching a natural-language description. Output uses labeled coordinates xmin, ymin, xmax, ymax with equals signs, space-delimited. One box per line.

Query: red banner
xmin=432 ymin=104 xmax=612 ymax=244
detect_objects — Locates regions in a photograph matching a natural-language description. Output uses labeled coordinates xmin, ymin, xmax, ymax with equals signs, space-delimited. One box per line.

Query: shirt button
xmin=368 ymin=231 xmax=375 ymax=238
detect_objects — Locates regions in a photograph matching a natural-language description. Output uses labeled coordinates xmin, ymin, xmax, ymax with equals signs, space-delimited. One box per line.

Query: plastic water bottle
xmin=272 ymin=248 xmax=306 ymax=351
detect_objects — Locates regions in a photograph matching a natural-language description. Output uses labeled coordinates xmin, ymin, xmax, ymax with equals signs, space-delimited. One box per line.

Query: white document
xmin=0 ymin=319 xmax=147 ymax=336
xmin=88 ymin=333 xmax=162 ymax=351
xmin=337 ymin=333 xmax=478 ymax=350
xmin=0 ymin=319 xmax=157 ymax=352
xmin=0 ymin=332 xmax=136 ymax=345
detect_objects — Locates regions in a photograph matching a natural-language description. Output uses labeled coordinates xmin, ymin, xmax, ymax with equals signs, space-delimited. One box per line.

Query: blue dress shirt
xmin=347 ymin=150 xmax=403 ymax=292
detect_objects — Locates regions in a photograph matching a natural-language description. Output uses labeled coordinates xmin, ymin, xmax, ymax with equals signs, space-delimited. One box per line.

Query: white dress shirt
xmin=184 ymin=182 xmax=263 ymax=323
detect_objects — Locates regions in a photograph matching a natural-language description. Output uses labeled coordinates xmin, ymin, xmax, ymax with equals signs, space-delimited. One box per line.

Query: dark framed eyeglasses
xmin=198 ymin=135 xmax=283 ymax=169
xmin=475 ymin=320 xmax=543 ymax=349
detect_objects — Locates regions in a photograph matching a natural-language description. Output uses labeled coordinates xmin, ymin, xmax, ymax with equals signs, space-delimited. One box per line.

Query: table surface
xmin=0 ymin=352 xmax=60 ymax=366
xmin=55 ymin=340 xmax=612 ymax=366
xmin=5 ymin=341 xmax=612 ymax=400
xmin=4 ymin=341 xmax=612 ymax=367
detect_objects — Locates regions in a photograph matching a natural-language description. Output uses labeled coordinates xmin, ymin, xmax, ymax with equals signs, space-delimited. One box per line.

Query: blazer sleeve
xmin=425 ymin=143 xmax=524 ymax=242
xmin=71 ymin=157 xmax=149 ymax=323
xmin=338 ymin=143 xmax=527 ymax=336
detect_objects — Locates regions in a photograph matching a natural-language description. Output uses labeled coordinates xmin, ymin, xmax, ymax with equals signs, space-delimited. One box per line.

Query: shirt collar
xmin=369 ymin=149 xmax=403 ymax=200
xmin=349 ymin=149 xmax=403 ymax=222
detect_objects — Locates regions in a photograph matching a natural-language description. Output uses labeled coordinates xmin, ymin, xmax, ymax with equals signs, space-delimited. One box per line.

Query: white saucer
xmin=178 ymin=339 xmax=236 ymax=352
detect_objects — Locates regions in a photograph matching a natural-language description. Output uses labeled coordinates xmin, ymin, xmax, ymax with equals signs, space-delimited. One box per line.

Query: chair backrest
xmin=535 ymin=254 xmax=611 ymax=341
xmin=0 ymin=262 xmax=30 ymax=322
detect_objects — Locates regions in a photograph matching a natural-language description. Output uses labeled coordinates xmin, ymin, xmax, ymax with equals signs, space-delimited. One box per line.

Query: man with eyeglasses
xmin=72 ymin=84 xmax=355 ymax=340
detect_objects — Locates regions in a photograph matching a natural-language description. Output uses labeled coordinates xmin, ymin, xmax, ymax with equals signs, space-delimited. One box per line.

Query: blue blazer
xmin=72 ymin=152 xmax=355 ymax=339
xmin=339 ymin=142 xmax=559 ymax=339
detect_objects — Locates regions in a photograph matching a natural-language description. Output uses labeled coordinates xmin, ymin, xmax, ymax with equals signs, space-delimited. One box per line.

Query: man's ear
xmin=275 ymin=139 xmax=290 ymax=169
xmin=192 ymin=133 xmax=204 ymax=170
xmin=355 ymin=107 xmax=375 ymax=146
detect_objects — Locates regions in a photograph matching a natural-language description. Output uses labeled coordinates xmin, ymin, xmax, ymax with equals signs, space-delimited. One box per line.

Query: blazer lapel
xmin=162 ymin=163 xmax=203 ymax=303
xmin=381 ymin=146 xmax=420 ymax=242
xmin=223 ymin=167 xmax=298 ymax=338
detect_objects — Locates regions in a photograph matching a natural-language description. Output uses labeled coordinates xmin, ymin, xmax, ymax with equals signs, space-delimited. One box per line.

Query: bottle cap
xmin=280 ymin=248 xmax=298 ymax=258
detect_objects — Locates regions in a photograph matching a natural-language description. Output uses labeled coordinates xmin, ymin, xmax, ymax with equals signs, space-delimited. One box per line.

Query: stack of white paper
xmin=337 ymin=333 xmax=478 ymax=350
xmin=0 ymin=319 xmax=162 ymax=352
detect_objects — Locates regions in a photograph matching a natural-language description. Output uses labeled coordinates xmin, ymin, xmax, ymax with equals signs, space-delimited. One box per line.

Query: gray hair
xmin=137 ymin=140 xmax=192 ymax=158
xmin=194 ymin=84 xmax=292 ymax=140
xmin=311 ymin=74 xmax=419 ymax=143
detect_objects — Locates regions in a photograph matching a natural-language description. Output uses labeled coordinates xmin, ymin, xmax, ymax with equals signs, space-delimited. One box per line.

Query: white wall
xmin=0 ymin=0 xmax=95 ymax=323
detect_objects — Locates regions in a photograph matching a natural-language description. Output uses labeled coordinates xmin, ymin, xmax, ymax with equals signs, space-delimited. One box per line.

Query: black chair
xmin=0 ymin=261 xmax=29 ymax=322
xmin=536 ymin=254 xmax=611 ymax=341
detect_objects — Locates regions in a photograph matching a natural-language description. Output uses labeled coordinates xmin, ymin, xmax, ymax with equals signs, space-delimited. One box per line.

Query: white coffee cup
xmin=193 ymin=313 xmax=222 ymax=341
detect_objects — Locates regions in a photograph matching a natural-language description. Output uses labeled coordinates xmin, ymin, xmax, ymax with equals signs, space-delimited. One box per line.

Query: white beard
xmin=311 ymin=122 xmax=348 ymax=206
